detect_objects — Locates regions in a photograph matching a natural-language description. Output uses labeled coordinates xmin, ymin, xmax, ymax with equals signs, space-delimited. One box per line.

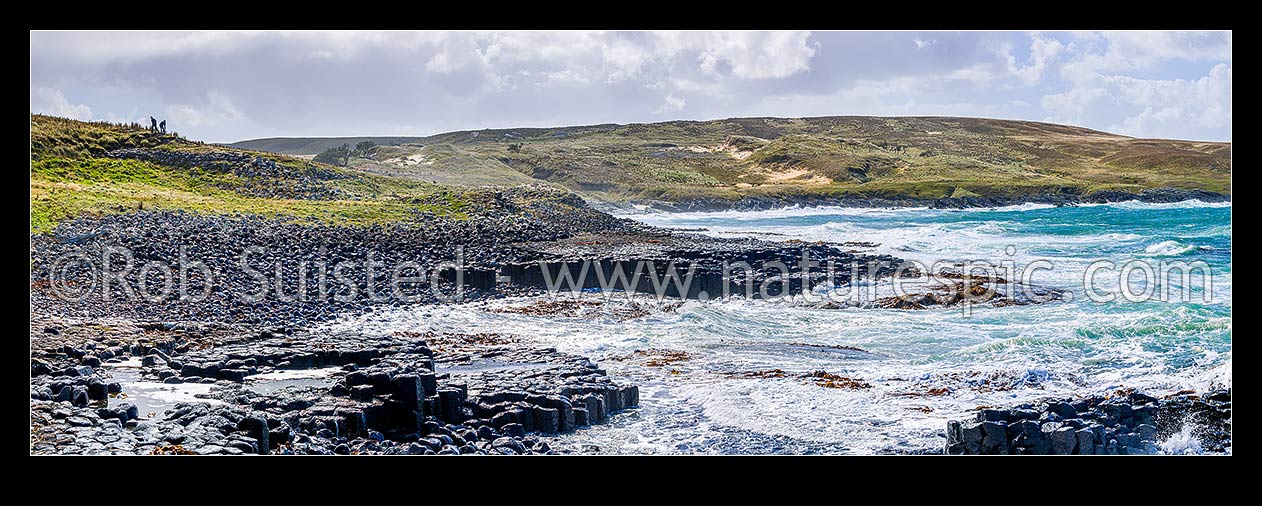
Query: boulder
xmin=87 ymin=378 xmax=109 ymax=400
xmin=501 ymin=423 xmax=526 ymax=438
xmin=573 ymin=407 xmax=590 ymax=427
xmin=975 ymin=409 xmax=1008 ymax=423
xmin=980 ymin=421 xmax=1008 ymax=454
xmin=142 ymin=354 xmax=168 ymax=367
xmin=1047 ymin=401 xmax=1078 ymax=418
xmin=238 ymin=415 xmax=270 ymax=454
xmin=491 ymin=437 xmax=526 ymax=454
xmin=532 ymin=406 xmax=560 ymax=433
xmin=1074 ymin=428 xmax=1096 ymax=455
xmin=960 ymin=422 xmax=984 ymax=454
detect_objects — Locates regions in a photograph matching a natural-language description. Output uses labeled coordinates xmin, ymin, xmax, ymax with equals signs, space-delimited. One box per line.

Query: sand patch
xmin=760 ymin=167 xmax=834 ymax=185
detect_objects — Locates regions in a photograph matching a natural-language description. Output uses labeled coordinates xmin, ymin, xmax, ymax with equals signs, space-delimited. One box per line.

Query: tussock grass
xmin=27 ymin=115 xmax=533 ymax=233
xmin=231 ymin=115 xmax=1231 ymax=202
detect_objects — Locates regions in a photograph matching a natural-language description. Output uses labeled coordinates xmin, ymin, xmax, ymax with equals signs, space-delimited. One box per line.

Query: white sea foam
xmin=1101 ymin=199 xmax=1232 ymax=210
xmin=247 ymin=367 xmax=342 ymax=382
xmin=329 ymin=203 xmax=1229 ymax=454
xmin=1160 ymin=424 xmax=1204 ymax=455
xmin=1194 ymin=358 xmax=1232 ymax=391
xmin=622 ymin=200 xmax=1228 ymax=224
xmin=1143 ymin=240 xmax=1198 ymax=257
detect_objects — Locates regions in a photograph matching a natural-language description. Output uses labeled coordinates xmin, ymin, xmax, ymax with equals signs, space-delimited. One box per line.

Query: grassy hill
xmin=29 ymin=115 xmax=581 ymax=234
xmin=227 ymin=136 xmax=425 ymax=156
xmin=228 ymin=116 xmax=1231 ymax=205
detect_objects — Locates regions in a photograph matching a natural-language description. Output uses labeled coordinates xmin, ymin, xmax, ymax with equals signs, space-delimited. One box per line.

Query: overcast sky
xmin=30 ymin=30 xmax=1232 ymax=143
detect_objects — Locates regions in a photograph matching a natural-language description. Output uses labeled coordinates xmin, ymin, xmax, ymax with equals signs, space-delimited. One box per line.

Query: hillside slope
xmin=228 ymin=136 xmax=426 ymax=156
xmin=228 ymin=116 xmax=1231 ymax=207
xmin=29 ymin=115 xmax=589 ymax=233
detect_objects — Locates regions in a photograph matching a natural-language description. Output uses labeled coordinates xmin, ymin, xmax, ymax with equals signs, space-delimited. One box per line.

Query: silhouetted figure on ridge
xmin=159 ymin=120 xmax=166 ymax=134
xmin=150 ymin=116 xmax=158 ymax=131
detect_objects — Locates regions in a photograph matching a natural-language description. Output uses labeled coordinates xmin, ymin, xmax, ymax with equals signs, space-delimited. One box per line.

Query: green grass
xmin=31 ymin=114 xmax=191 ymax=159
xmin=29 ymin=157 xmax=473 ymax=234
xmin=28 ymin=115 xmax=550 ymax=234
xmin=233 ymin=115 xmax=1231 ymax=203
xmin=363 ymin=144 xmax=538 ymax=186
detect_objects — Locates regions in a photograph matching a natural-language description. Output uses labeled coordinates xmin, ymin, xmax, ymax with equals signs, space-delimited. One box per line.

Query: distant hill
xmin=28 ymin=115 xmax=582 ymax=233
xmin=226 ymin=116 xmax=1231 ymax=206
xmin=225 ymin=136 xmax=426 ymax=155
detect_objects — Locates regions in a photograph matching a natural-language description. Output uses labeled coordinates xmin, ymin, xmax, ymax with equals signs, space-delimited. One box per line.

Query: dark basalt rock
xmin=31 ymin=322 xmax=640 ymax=455
xmin=105 ymin=148 xmax=350 ymax=201
xmin=946 ymin=388 xmax=1231 ymax=455
xmin=31 ymin=200 xmax=906 ymax=328
xmin=643 ymin=187 xmax=1230 ymax=213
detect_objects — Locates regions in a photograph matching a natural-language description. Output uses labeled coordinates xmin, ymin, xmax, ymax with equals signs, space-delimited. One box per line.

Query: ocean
xmin=321 ymin=200 xmax=1232 ymax=454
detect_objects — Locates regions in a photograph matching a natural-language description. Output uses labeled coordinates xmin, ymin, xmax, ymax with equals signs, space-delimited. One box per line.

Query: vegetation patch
xmin=228 ymin=115 xmax=1230 ymax=204
xmin=27 ymin=115 xmax=533 ymax=233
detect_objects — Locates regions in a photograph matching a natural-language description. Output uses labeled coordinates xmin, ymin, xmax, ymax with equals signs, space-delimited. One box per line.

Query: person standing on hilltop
xmin=149 ymin=116 xmax=157 ymax=131
xmin=159 ymin=120 xmax=166 ymax=134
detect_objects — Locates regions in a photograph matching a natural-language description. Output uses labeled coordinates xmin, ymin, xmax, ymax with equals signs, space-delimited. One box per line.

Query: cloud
xmin=1043 ymin=63 xmax=1231 ymax=140
xmin=30 ymin=86 xmax=92 ymax=120
xmin=654 ymin=94 xmax=686 ymax=114
xmin=1037 ymin=31 xmax=1231 ymax=140
xmin=164 ymin=91 xmax=244 ymax=128
xmin=691 ymin=31 xmax=817 ymax=79
xmin=1108 ymin=63 xmax=1232 ymax=138
xmin=1005 ymin=35 xmax=1064 ymax=85
xmin=1058 ymin=30 xmax=1231 ymax=83
xmin=29 ymin=31 xmax=1231 ymax=142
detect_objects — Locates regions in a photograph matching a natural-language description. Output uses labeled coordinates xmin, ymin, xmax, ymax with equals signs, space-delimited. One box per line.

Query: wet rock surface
xmin=29 ymin=194 xmax=632 ymax=326
xmin=637 ymin=187 xmax=1231 ymax=213
xmin=107 ymin=148 xmax=349 ymax=200
xmin=872 ymin=278 xmax=1067 ymax=310
xmin=30 ymin=323 xmax=638 ymax=455
xmin=945 ymin=389 xmax=1231 ymax=455
xmin=29 ymin=186 xmax=913 ymax=456
xmin=506 ymin=231 xmax=906 ymax=300
xmin=31 ymin=200 xmax=907 ymax=326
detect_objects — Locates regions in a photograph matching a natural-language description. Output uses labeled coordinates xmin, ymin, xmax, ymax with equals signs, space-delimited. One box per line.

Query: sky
xmin=30 ymin=30 xmax=1232 ymax=143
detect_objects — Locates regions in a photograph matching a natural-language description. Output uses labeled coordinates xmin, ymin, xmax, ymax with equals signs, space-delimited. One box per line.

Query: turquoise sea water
xmin=323 ymin=200 xmax=1231 ymax=454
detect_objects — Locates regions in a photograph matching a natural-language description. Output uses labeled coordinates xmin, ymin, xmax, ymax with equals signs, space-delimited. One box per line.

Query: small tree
xmin=354 ymin=140 xmax=377 ymax=157
xmin=314 ymin=143 xmax=352 ymax=167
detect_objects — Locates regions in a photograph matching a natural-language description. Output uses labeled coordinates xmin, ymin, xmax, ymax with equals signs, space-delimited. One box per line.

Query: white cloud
xmin=425 ymin=51 xmax=456 ymax=74
xmin=654 ymin=95 xmax=686 ymax=114
xmin=164 ymin=91 xmax=244 ymax=128
xmin=1058 ymin=30 xmax=1231 ymax=84
xmin=1005 ymin=35 xmax=1064 ymax=85
xmin=600 ymin=37 xmax=652 ymax=82
xmin=1032 ymin=31 xmax=1231 ymax=140
xmin=1043 ymin=63 xmax=1230 ymax=140
xmin=30 ymin=86 xmax=91 ymax=120
xmin=1108 ymin=63 xmax=1232 ymax=138
xmin=827 ymin=61 xmax=1011 ymax=102
xmin=28 ymin=31 xmax=1231 ymax=142
xmin=693 ymin=31 xmax=816 ymax=79
xmin=1041 ymin=85 xmax=1113 ymax=125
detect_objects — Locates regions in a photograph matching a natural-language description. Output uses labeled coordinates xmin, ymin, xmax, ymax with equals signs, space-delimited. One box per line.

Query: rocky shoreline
xmin=30 ymin=316 xmax=639 ymax=455
xmin=30 ymin=204 xmax=906 ymax=326
xmin=946 ymin=389 xmax=1231 ymax=455
xmin=618 ymin=187 xmax=1230 ymax=213
xmin=30 ymin=193 xmax=907 ymax=455
xmin=30 ymin=190 xmax=1232 ymax=456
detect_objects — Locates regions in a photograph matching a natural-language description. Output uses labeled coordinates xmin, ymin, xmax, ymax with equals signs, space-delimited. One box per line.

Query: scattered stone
xmin=947 ymin=388 xmax=1231 ymax=455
